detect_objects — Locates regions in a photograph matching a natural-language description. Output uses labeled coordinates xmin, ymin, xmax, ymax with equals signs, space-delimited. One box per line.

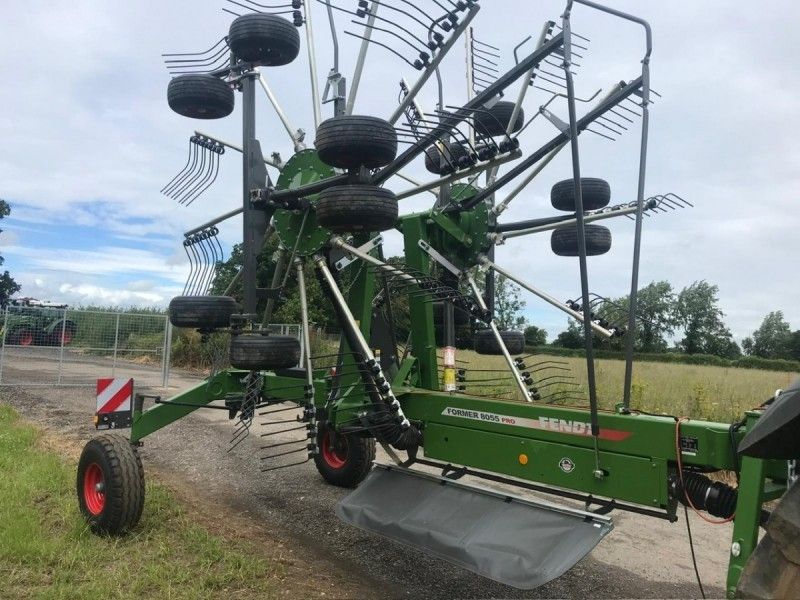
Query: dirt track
xmin=1 ymin=364 xmax=731 ymax=599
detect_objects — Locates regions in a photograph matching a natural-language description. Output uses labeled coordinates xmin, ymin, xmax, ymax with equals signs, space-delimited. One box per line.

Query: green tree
xmin=552 ymin=320 xmax=585 ymax=349
xmin=747 ymin=311 xmax=791 ymax=359
xmin=596 ymin=281 xmax=678 ymax=352
xmin=675 ymin=281 xmax=738 ymax=357
xmin=0 ymin=200 xmax=20 ymax=305
xmin=787 ymin=330 xmax=800 ymax=361
xmin=492 ymin=274 xmax=526 ymax=330
xmin=210 ymin=240 xmax=337 ymax=329
xmin=523 ymin=325 xmax=547 ymax=346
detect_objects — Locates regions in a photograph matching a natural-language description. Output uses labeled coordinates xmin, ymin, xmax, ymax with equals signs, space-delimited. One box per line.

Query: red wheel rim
xmin=59 ymin=330 xmax=73 ymax=345
xmin=18 ymin=331 xmax=33 ymax=346
xmin=321 ymin=431 xmax=348 ymax=469
xmin=83 ymin=463 xmax=105 ymax=515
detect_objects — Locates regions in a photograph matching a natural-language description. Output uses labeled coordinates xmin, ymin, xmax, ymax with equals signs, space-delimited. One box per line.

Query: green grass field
xmin=0 ymin=405 xmax=280 ymax=600
xmin=448 ymin=350 xmax=798 ymax=423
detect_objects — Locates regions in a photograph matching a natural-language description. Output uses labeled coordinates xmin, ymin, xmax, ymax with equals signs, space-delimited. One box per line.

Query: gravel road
xmin=1 ymin=368 xmax=730 ymax=599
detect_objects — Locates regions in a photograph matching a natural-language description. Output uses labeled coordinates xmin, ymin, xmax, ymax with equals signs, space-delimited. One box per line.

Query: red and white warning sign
xmin=95 ymin=378 xmax=134 ymax=430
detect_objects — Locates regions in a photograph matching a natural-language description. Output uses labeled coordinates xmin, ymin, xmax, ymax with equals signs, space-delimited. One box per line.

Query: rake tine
xmin=174 ymin=145 xmax=207 ymax=201
xmin=161 ymin=139 xmax=194 ymax=193
xmin=163 ymin=140 xmax=199 ymax=196
xmin=261 ymin=458 xmax=310 ymax=472
xmin=261 ymin=446 xmax=310 ymax=460
xmin=259 ymin=424 xmax=308 ymax=437
xmin=261 ymin=438 xmax=309 ymax=451
xmin=258 ymin=405 xmax=302 ymax=417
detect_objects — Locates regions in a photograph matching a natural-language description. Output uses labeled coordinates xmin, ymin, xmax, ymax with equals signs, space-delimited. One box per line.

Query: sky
xmin=1 ymin=0 xmax=798 ymax=342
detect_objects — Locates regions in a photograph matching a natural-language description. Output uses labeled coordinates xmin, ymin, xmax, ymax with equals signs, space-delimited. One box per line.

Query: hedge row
xmin=525 ymin=346 xmax=800 ymax=373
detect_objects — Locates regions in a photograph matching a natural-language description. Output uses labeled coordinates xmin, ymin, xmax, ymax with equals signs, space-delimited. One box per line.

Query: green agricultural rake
xmin=77 ymin=1 xmax=799 ymax=597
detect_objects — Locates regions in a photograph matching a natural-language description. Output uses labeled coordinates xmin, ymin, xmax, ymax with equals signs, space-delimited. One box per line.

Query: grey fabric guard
xmin=336 ymin=465 xmax=613 ymax=590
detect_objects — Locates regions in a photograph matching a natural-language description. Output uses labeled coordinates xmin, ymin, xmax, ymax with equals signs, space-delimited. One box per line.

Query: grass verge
xmin=0 ymin=404 xmax=281 ymax=600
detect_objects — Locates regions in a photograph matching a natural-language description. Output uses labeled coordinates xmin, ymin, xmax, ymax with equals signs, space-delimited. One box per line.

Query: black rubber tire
xmin=167 ymin=74 xmax=234 ymax=120
xmin=7 ymin=328 xmax=33 ymax=346
xmin=313 ymin=429 xmax=375 ymax=488
xmin=551 ymin=178 xmax=611 ymax=212
xmin=315 ymin=115 xmax=398 ymax=169
xmin=228 ymin=14 xmax=300 ymax=67
xmin=230 ymin=334 xmax=300 ymax=370
xmin=169 ymin=296 xmax=237 ymax=329
xmin=432 ymin=301 xmax=470 ymax=326
xmin=551 ymin=224 xmax=612 ymax=257
xmin=474 ymin=329 xmax=525 ymax=355
xmin=474 ymin=101 xmax=525 ymax=137
xmin=424 ymin=142 xmax=468 ymax=174
xmin=49 ymin=321 xmax=77 ymax=346
xmin=737 ymin=482 xmax=800 ymax=598
xmin=77 ymin=434 xmax=144 ymax=536
xmin=316 ymin=185 xmax=398 ymax=233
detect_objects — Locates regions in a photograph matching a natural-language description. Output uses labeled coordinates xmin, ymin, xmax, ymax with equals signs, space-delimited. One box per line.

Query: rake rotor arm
xmin=373 ymin=31 xmax=567 ymax=186
xmin=194 ymin=130 xmax=283 ymax=169
xmin=478 ymin=256 xmax=615 ymax=339
xmin=395 ymin=149 xmax=522 ymax=201
xmin=493 ymin=198 xmax=660 ymax=237
xmin=457 ymin=77 xmax=643 ymax=211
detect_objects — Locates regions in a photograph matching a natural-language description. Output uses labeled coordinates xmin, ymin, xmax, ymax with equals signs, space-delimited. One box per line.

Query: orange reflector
xmin=518 ymin=453 xmax=529 ymax=465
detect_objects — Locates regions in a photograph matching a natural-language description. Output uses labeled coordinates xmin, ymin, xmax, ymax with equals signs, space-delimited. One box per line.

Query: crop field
xmin=447 ymin=350 xmax=799 ymax=423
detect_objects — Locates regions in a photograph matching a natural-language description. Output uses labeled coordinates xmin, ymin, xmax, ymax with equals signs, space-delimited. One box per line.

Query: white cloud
xmin=0 ymin=0 xmax=798 ymax=342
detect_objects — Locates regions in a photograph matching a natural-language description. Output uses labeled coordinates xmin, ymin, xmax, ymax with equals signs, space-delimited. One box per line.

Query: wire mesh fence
xmin=0 ymin=306 xmax=172 ymax=387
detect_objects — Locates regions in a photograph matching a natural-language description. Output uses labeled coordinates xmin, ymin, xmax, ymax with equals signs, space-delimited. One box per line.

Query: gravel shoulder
xmin=1 ymin=372 xmax=728 ymax=599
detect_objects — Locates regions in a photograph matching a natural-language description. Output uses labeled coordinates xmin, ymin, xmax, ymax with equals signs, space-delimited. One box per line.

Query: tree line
xmin=531 ymin=280 xmax=799 ymax=362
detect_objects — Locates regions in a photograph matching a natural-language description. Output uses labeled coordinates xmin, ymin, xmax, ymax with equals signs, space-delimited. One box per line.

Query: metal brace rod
xmin=303 ymin=1 xmax=323 ymax=130
xmin=295 ymin=258 xmax=317 ymax=455
xmin=466 ymin=274 xmax=532 ymax=402
xmin=418 ymin=240 xmax=461 ymax=277
xmin=330 ymin=237 xmax=419 ymax=285
xmin=479 ymin=256 xmax=615 ymax=338
xmin=257 ymin=72 xmax=306 ymax=152
xmin=346 ymin=0 xmax=381 ymax=115
xmin=335 ymin=235 xmax=383 ymax=271
xmin=194 ymin=130 xmax=282 ymax=169
xmin=184 ymin=206 xmax=244 ymax=237
xmin=395 ymin=150 xmax=522 ymax=200
xmin=388 ymin=4 xmax=481 ymax=125
xmin=395 ymin=171 xmax=438 ymax=196
xmin=314 ymin=255 xmax=410 ymax=427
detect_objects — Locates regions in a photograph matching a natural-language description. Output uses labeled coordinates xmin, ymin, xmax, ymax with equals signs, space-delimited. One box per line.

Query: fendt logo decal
xmin=441 ymin=407 xmax=633 ymax=442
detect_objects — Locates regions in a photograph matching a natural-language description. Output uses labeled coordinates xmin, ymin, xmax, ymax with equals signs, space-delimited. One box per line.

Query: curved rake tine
xmin=178 ymin=146 xmax=213 ymax=204
xmin=161 ymin=138 xmax=195 ymax=194
xmin=196 ymin=234 xmax=213 ymax=294
xmin=366 ymin=1 xmax=441 ymax=40
xmin=187 ymin=240 xmax=204 ymax=295
xmin=164 ymin=44 xmax=230 ymax=68
xmin=181 ymin=241 xmax=194 ymax=295
xmin=355 ymin=20 xmax=427 ymax=58
xmin=344 ymin=31 xmax=417 ymax=69
xmin=167 ymin=143 xmax=203 ymax=198
xmin=666 ymin=192 xmax=692 ymax=207
xmin=225 ymin=0 xmax=296 ymax=16
xmin=163 ymin=37 xmax=229 ymax=58
xmin=164 ymin=140 xmax=201 ymax=196
xmin=184 ymin=148 xmax=221 ymax=206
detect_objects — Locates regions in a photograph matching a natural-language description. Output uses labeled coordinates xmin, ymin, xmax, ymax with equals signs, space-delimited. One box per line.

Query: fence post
xmin=0 ymin=305 xmax=8 ymax=384
xmin=112 ymin=313 xmax=121 ymax=377
xmin=161 ymin=318 xmax=173 ymax=388
xmin=56 ymin=308 xmax=68 ymax=384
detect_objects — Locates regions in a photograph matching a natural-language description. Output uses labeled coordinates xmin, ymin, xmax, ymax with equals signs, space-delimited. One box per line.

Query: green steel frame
xmin=131 ymin=194 xmax=788 ymax=598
